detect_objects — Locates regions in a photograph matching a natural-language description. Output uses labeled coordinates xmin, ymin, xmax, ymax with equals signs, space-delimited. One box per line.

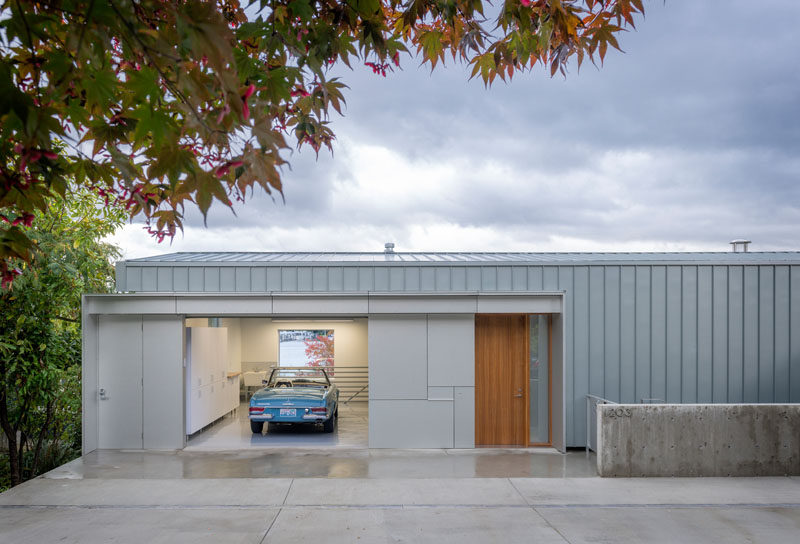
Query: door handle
xmin=99 ymin=388 xmax=108 ymax=400
xmin=513 ymin=387 xmax=523 ymax=398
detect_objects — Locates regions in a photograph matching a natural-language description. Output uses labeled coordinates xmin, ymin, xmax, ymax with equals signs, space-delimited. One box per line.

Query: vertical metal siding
xmin=251 ymin=267 xmax=267 ymax=291
xmin=743 ymin=266 xmax=760 ymax=402
xmin=141 ymin=267 xmax=157 ymax=291
xmin=297 ymin=267 xmax=312 ymax=290
xmin=758 ymin=266 xmax=775 ymax=401
xmin=588 ymin=267 xmax=604 ymax=402
xmin=512 ymin=267 xmax=527 ymax=290
xmin=328 ymin=267 xmax=343 ymax=291
xmin=436 ymin=267 xmax=451 ymax=291
xmin=791 ymin=267 xmax=800 ymax=402
xmin=619 ymin=266 xmax=637 ymax=403
xmin=389 ymin=267 xmax=404 ymax=291
xmin=220 ymin=267 xmax=235 ymax=291
xmin=604 ymin=266 xmax=621 ymax=401
xmin=665 ymin=266 xmax=682 ymax=403
xmin=357 ymin=268 xmax=372 ymax=291
xmin=712 ymin=266 xmax=728 ymax=402
xmin=312 ymin=267 xmax=327 ymax=291
xmin=775 ymin=266 xmax=790 ymax=402
xmin=681 ymin=266 xmax=698 ymax=403
xmin=466 ymin=268 xmax=480 ymax=290
xmin=281 ymin=267 xmax=297 ymax=290
xmin=374 ymin=267 xmax=389 ymax=291
xmin=573 ymin=266 xmax=590 ymax=446
xmin=481 ymin=267 xmax=497 ymax=290
xmin=557 ymin=266 xmax=574 ymax=444
xmin=343 ymin=267 xmax=358 ymax=291
xmin=188 ymin=267 xmax=203 ymax=291
xmin=635 ymin=267 xmax=651 ymax=404
xmin=696 ymin=266 xmax=713 ymax=403
xmin=405 ymin=267 xmax=420 ymax=291
xmin=727 ymin=266 xmax=744 ymax=402
xmin=451 ymin=267 xmax=466 ymax=290
xmin=173 ymin=267 xmax=188 ymax=292
xmin=651 ymin=266 xmax=667 ymax=402
xmin=497 ymin=267 xmax=512 ymax=290
xmin=528 ymin=267 xmax=543 ymax=290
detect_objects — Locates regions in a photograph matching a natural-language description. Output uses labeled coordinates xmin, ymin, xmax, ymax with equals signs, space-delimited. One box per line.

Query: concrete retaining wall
xmin=597 ymin=404 xmax=800 ymax=477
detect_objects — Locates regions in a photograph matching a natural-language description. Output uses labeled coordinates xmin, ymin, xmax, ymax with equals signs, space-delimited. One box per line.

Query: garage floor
xmin=185 ymin=401 xmax=368 ymax=450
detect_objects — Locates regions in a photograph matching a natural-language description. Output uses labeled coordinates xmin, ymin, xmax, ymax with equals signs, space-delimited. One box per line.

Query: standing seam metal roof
xmin=125 ymin=251 xmax=800 ymax=264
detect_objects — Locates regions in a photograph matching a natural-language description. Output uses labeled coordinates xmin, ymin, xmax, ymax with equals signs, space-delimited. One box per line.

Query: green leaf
xmin=289 ymin=0 xmax=313 ymax=21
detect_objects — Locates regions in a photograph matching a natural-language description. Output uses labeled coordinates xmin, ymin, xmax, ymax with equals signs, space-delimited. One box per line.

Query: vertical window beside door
xmin=530 ymin=315 xmax=550 ymax=444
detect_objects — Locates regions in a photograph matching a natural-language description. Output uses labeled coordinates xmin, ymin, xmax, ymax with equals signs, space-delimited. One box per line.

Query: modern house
xmin=82 ymin=249 xmax=800 ymax=453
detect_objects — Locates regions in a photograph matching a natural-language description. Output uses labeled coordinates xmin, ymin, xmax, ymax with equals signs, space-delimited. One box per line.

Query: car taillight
xmin=311 ymin=407 xmax=327 ymax=414
xmin=249 ymin=407 xmax=264 ymax=413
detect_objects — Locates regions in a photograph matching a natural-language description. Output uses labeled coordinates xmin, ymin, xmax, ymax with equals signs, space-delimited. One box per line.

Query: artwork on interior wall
xmin=278 ymin=330 xmax=334 ymax=370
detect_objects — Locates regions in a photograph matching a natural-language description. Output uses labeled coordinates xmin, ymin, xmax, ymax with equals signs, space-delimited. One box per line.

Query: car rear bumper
xmin=249 ymin=407 xmax=329 ymax=422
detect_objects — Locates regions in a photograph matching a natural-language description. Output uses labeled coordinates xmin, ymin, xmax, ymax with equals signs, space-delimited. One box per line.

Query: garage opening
xmin=183 ymin=317 xmax=368 ymax=450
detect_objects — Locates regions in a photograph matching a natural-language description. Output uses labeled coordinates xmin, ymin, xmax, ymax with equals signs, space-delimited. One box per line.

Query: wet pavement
xmin=45 ymin=447 xmax=599 ymax=480
xmin=3 ymin=401 xmax=799 ymax=542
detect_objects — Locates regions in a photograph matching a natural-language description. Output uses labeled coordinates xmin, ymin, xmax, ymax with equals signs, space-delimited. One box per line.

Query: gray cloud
xmin=122 ymin=0 xmax=800 ymax=257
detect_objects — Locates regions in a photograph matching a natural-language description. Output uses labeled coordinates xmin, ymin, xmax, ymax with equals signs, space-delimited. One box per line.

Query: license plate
xmin=279 ymin=409 xmax=296 ymax=417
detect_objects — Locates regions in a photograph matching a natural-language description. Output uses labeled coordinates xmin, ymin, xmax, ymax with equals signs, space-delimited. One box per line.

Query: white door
xmin=98 ymin=315 xmax=143 ymax=449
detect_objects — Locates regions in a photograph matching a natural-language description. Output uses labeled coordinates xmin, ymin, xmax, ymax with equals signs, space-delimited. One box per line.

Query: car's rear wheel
xmin=322 ymin=414 xmax=335 ymax=433
xmin=250 ymin=421 xmax=264 ymax=434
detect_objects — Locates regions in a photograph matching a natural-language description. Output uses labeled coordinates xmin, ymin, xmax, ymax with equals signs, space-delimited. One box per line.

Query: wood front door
xmin=475 ymin=315 xmax=528 ymax=446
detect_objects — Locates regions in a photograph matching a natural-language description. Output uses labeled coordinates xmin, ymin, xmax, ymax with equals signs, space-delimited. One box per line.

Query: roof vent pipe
xmin=730 ymin=239 xmax=751 ymax=253
xmin=384 ymin=242 xmax=395 ymax=254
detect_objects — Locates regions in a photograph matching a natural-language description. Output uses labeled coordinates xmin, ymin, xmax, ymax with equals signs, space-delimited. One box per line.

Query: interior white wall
xmin=239 ymin=318 xmax=368 ymax=371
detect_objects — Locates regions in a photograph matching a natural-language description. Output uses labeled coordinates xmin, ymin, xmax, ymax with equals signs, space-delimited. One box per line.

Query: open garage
xmin=182 ymin=317 xmax=368 ymax=450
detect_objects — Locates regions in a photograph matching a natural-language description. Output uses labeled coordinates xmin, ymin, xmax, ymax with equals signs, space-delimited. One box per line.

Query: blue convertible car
xmin=249 ymin=367 xmax=339 ymax=434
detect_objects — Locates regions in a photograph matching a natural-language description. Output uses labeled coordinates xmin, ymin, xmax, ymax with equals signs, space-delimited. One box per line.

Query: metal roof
xmin=126 ymin=251 xmax=800 ymax=265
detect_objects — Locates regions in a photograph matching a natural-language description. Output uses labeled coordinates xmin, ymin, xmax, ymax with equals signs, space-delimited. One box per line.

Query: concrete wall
xmin=597 ymin=404 xmax=800 ymax=477
xmin=368 ymin=315 xmax=475 ymax=448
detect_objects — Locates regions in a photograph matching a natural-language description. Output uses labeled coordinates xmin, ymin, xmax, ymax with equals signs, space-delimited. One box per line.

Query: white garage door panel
xmin=427 ymin=315 xmax=475 ymax=387
xmin=98 ymin=316 xmax=143 ymax=449
xmin=369 ymin=400 xmax=454 ymax=448
xmin=143 ymin=317 xmax=183 ymax=449
xmin=368 ymin=316 xmax=428 ymax=400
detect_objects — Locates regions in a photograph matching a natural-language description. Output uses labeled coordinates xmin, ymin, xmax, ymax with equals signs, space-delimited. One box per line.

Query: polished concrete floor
xmin=185 ymin=401 xmax=369 ymax=450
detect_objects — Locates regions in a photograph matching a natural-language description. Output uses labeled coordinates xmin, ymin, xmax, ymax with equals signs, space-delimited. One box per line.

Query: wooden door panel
xmin=475 ymin=315 xmax=527 ymax=446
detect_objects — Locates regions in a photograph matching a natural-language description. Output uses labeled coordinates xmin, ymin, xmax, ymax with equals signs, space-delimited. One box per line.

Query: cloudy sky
xmin=111 ymin=0 xmax=800 ymax=259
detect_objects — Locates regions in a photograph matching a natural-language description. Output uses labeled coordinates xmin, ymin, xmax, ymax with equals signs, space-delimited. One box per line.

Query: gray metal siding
xmin=561 ymin=263 xmax=800 ymax=447
xmin=116 ymin=260 xmax=800 ymax=447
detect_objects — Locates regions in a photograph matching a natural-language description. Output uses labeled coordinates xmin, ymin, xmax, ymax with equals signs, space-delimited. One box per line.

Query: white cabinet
xmin=186 ymin=327 xmax=239 ymax=435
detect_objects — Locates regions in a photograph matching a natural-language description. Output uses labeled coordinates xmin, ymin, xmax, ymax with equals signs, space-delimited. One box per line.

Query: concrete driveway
xmin=1 ymin=449 xmax=799 ymax=543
